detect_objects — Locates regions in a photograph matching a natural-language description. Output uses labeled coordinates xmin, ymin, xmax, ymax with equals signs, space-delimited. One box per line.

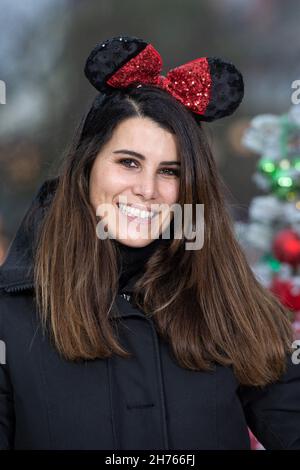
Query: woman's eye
xmin=159 ymin=168 xmax=180 ymax=177
xmin=118 ymin=159 xmax=179 ymax=177
xmin=119 ymin=158 xmax=138 ymax=168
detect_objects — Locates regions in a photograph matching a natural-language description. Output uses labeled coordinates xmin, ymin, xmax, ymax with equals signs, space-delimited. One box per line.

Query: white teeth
xmin=118 ymin=203 xmax=155 ymax=219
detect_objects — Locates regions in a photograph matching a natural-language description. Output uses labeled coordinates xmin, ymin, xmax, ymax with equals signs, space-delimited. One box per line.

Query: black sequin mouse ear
xmin=199 ymin=57 xmax=244 ymax=122
xmin=84 ymin=36 xmax=148 ymax=93
xmin=84 ymin=36 xmax=244 ymax=122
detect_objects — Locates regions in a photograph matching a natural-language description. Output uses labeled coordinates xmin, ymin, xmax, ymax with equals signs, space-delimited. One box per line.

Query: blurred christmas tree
xmin=236 ymin=105 xmax=300 ymax=338
xmin=236 ymin=105 xmax=300 ymax=450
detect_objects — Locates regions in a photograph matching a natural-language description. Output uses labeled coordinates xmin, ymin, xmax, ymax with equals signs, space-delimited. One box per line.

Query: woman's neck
xmin=112 ymin=237 xmax=169 ymax=292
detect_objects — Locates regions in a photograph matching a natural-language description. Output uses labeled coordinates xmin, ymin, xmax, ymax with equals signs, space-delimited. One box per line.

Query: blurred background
xmin=1 ymin=0 xmax=300 ymax=263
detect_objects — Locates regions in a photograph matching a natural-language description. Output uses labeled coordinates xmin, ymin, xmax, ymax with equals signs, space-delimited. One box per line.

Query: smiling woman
xmin=89 ymin=116 xmax=180 ymax=247
xmin=0 ymin=36 xmax=300 ymax=450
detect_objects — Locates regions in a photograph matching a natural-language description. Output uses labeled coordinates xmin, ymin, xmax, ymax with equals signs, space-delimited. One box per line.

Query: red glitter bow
xmin=107 ymin=44 xmax=212 ymax=116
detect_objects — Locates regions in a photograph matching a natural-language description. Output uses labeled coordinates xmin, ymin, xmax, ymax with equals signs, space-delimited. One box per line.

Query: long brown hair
xmin=34 ymin=85 xmax=293 ymax=386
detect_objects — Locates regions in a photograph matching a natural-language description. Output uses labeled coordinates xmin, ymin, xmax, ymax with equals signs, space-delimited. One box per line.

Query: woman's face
xmin=89 ymin=116 xmax=180 ymax=247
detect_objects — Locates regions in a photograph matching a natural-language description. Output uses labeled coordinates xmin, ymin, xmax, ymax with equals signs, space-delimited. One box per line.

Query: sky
xmin=0 ymin=0 xmax=67 ymax=137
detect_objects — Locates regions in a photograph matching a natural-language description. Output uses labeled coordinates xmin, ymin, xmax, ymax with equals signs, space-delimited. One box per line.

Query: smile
xmin=117 ymin=203 xmax=156 ymax=220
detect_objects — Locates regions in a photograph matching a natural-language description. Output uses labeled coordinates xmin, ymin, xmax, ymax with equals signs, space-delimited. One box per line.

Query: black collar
xmin=0 ymin=177 xmax=59 ymax=293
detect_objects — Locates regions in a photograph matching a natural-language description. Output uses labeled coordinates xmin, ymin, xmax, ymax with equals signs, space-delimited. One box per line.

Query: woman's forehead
xmin=109 ymin=117 xmax=179 ymax=160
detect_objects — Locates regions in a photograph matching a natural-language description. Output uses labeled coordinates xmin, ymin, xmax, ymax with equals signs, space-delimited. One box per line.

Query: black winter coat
xmin=1 ymin=179 xmax=300 ymax=450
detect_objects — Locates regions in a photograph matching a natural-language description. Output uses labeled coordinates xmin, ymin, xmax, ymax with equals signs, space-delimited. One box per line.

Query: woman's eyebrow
xmin=113 ymin=149 xmax=180 ymax=166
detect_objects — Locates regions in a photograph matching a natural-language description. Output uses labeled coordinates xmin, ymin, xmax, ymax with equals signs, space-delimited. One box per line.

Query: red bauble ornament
xmin=272 ymin=229 xmax=300 ymax=266
xmin=270 ymin=277 xmax=300 ymax=311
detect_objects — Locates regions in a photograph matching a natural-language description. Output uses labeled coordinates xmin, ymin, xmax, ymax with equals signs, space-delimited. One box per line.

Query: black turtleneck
xmin=112 ymin=236 xmax=171 ymax=294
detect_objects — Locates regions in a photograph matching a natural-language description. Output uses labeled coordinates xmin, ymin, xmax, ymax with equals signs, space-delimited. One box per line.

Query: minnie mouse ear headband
xmin=84 ymin=35 xmax=244 ymax=122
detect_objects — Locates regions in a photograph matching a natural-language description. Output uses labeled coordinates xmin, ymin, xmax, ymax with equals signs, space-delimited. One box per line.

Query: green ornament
xmin=271 ymin=168 xmax=299 ymax=199
xmin=260 ymin=254 xmax=281 ymax=272
xmin=257 ymin=157 xmax=277 ymax=178
xmin=268 ymin=256 xmax=281 ymax=272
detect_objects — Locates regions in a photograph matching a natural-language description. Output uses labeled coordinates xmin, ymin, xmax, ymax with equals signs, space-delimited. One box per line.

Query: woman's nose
xmin=133 ymin=173 xmax=158 ymax=199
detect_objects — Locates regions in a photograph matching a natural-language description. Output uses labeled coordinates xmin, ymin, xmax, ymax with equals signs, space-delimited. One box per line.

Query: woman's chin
xmin=114 ymin=237 xmax=158 ymax=248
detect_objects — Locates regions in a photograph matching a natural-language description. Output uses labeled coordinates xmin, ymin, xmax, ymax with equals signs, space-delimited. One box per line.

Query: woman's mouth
xmin=116 ymin=202 xmax=157 ymax=224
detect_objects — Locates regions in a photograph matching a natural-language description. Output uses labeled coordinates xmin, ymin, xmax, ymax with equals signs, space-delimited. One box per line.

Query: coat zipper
xmin=120 ymin=292 xmax=132 ymax=302
xmin=2 ymin=282 xmax=35 ymax=293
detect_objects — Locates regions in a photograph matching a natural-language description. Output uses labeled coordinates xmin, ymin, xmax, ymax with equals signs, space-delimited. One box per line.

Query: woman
xmin=0 ymin=36 xmax=299 ymax=450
